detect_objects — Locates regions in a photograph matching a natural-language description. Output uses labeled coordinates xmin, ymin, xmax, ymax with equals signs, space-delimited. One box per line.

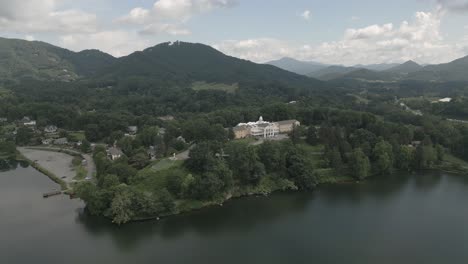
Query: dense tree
xmin=350 ymin=148 xmax=371 ymax=180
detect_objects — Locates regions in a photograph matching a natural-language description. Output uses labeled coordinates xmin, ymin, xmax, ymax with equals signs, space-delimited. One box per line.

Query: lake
xmin=2 ymin=165 xmax=468 ymax=264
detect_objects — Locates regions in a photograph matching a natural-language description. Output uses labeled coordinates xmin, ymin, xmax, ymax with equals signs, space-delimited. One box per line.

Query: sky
xmin=1 ymin=0 xmax=468 ymax=65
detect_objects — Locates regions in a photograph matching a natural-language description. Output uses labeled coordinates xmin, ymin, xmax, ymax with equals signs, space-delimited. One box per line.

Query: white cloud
xmin=351 ymin=16 xmax=360 ymax=21
xmin=141 ymin=23 xmax=191 ymax=35
xmin=0 ymin=0 xmax=97 ymax=34
xmin=214 ymin=10 xmax=467 ymax=65
xmin=60 ymin=31 xmax=150 ymax=57
xmin=118 ymin=0 xmax=237 ymax=35
xmin=301 ymin=10 xmax=311 ymax=21
xmin=214 ymin=38 xmax=296 ymax=62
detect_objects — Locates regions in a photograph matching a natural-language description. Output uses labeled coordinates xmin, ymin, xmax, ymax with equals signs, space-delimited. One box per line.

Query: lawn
xmin=151 ymin=158 xmax=183 ymax=172
xmin=69 ymin=131 xmax=86 ymax=141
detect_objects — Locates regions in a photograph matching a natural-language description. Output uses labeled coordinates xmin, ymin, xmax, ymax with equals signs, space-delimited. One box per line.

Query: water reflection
xmin=0 ymin=159 xmax=30 ymax=172
xmin=75 ymin=192 xmax=313 ymax=250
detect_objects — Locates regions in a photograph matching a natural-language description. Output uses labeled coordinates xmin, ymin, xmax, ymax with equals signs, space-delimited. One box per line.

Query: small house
xmin=127 ymin=126 xmax=138 ymax=135
xmin=21 ymin=116 xmax=36 ymax=127
xmin=108 ymin=147 xmax=124 ymax=161
xmin=0 ymin=117 xmax=7 ymax=123
xmin=147 ymin=146 xmax=157 ymax=160
xmin=176 ymin=136 xmax=186 ymax=143
xmin=44 ymin=125 xmax=58 ymax=134
xmin=42 ymin=138 xmax=53 ymax=145
xmin=54 ymin=138 xmax=68 ymax=145
xmin=158 ymin=115 xmax=175 ymax=121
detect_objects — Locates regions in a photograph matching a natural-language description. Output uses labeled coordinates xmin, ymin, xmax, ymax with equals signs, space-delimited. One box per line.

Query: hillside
xmin=266 ymin=57 xmax=328 ymax=75
xmin=386 ymin=60 xmax=422 ymax=74
xmin=0 ymin=37 xmax=116 ymax=84
xmin=406 ymin=56 xmax=468 ymax=82
xmin=308 ymin=65 xmax=359 ymax=80
xmin=97 ymin=41 xmax=323 ymax=88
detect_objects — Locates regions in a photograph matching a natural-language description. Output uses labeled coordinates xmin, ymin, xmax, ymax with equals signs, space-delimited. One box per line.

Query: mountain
xmin=97 ymin=41 xmax=323 ymax=88
xmin=0 ymin=37 xmax=116 ymax=83
xmin=266 ymin=57 xmax=328 ymax=75
xmin=353 ymin=63 xmax=400 ymax=71
xmin=308 ymin=65 xmax=360 ymax=80
xmin=406 ymin=56 xmax=468 ymax=82
xmin=385 ymin=60 xmax=422 ymax=74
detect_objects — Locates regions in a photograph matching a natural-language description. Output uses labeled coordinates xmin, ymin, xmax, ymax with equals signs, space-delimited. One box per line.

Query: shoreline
xmin=16 ymin=151 xmax=68 ymax=190
xmin=116 ymin=167 xmax=468 ymax=224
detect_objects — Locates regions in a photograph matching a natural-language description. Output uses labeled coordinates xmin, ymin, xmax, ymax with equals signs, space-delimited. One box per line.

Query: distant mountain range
xmin=267 ymin=56 xmax=468 ymax=82
xmin=1 ymin=36 xmax=468 ymax=86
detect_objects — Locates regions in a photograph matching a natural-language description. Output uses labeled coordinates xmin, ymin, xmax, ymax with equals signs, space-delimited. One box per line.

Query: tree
xmin=129 ymin=148 xmax=150 ymax=169
xmin=258 ymin=141 xmax=283 ymax=173
xmin=75 ymin=181 xmax=108 ymax=216
xmin=306 ymin=126 xmax=319 ymax=145
xmin=373 ymin=140 xmax=394 ymax=175
xmin=85 ymin=124 xmax=100 ymax=142
xmin=395 ymin=145 xmax=414 ymax=171
xmin=225 ymin=142 xmax=264 ymax=184
xmin=350 ymin=148 xmax=371 ymax=180
xmin=16 ymin=127 xmax=33 ymax=145
xmin=290 ymin=125 xmax=302 ymax=144
xmin=80 ymin=139 xmax=91 ymax=153
xmin=286 ymin=149 xmax=317 ymax=189
xmin=111 ymin=185 xmax=135 ymax=225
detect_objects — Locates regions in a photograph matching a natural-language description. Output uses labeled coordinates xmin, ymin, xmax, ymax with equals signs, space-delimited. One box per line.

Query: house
xmin=108 ymin=147 xmax=124 ymax=160
xmin=277 ymin=120 xmax=301 ymax=134
xmin=53 ymin=138 xmax=68 ymax=145
xmin=127 ymin=126 xmax=138 ymax=135
xmin=44 ymin=125 xmax=58 ymax=134
xmin=42 ymin=138 xmax=53 ymax=145
xmin=158 ymin=128 xmax=166 ymax=136
xmin=176 ymin=136 xmax=186 ymax=143
xmin=20 ymin=116 xmax=36 ymax=127
xmin=158 ymin=115 xmax=175 ymax=121
xmin=439 ymin=97 xmax=452 ymax=103
xmin=0 ymin=117 xmax=7 ymax=123
xmin=147 ymin=146 xmax=157 ymax=160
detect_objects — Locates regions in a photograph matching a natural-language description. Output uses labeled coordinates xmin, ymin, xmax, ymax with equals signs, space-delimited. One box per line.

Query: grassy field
xmin=69 ymin=131 xmax=86 ymax=141
xmin=192 ymin=81 xmax=238 ymax=93
xmin=151 ymin=158 xmax=183 ymax=172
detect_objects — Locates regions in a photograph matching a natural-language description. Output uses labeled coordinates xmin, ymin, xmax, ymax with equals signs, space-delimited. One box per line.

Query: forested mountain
xmin=308 ymin=65 xmax=360 ymax=80
xmin=266 ymin=57 xmax=328 ymax=75
xmin=406 ymin=56 xmax=468 ymax=82
xmin=96 ymin=42 xmax=323 ymax=89
xmin=0 ymin=37 xmax=116 ymax=84
xmin=385 ymin=60 xmax=422 ymax=74
xmin=353 ymin=63 xmax=399 ymax=71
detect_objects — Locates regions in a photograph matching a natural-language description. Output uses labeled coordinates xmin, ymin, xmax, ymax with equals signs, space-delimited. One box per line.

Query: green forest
xmin=1 ymin=38 xmax=468 ymax=224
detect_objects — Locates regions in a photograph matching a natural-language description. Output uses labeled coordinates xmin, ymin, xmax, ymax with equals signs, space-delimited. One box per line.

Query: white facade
xmin=236 ymin=116 xmax=279 ymax=139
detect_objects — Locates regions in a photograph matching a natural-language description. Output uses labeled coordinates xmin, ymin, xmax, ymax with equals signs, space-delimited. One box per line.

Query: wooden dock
xmin=43 ymin=191 xmax=62 ymax=198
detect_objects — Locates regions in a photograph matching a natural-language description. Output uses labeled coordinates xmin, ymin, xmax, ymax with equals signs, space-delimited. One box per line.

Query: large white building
xmin=233 ymin=117 xmax=300 ymax=139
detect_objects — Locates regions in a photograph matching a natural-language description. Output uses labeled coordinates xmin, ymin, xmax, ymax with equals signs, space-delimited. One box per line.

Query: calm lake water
xmin=2 ymin=165 xmax=468 ymax=264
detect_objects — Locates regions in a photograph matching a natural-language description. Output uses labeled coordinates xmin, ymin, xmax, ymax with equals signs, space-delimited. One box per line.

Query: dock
xmin=43 ymin=190 xmax=62 ymax=198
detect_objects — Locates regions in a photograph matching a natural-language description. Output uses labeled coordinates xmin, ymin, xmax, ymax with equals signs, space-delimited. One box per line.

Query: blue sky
xmin=1 ymin=0 xmax=468 ymax=65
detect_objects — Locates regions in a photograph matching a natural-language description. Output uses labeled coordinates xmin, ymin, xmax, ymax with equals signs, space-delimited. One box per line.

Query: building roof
xmin=276 ymin=120 xmax=300 ymax=126
xmin=108 ymin=147 xmax=124 ymax=156
xmin=233 ymin=125 xmax=248 ymax=131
